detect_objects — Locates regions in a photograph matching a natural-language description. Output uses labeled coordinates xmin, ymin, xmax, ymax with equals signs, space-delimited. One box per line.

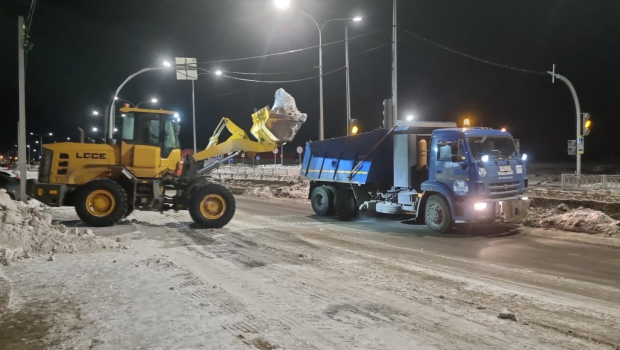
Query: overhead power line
xmin=197 ymin=66 xmax=347 ymax=84
xmin=214 ymin=41 xmax=393 ymax=76
xmin=194 ymin=27 xmax=389 ymax=65
xmin=400 ymin=28 xmax=547 ymax=75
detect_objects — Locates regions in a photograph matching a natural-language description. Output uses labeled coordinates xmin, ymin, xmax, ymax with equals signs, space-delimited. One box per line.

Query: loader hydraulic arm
xmin=180 ymin=106 xmax=292 ymax=182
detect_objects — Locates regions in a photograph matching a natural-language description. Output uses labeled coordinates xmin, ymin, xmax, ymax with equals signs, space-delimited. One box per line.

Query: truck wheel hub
xmin=315 ymin=193 xmax=324 ymax=207
xmin=200 ymin=194 xmax=226 ymax=219
xmin=86 ymin=190 xmax=116 ymax=217
xmin=428 ymin=204 xmax=443 ymax=224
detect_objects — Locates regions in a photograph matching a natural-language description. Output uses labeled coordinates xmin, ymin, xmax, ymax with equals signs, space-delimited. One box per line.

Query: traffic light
xmin=350 ymin=119 xmax=359 ymax=135
xmin=582 ymin=113 xmax=591 ymax=136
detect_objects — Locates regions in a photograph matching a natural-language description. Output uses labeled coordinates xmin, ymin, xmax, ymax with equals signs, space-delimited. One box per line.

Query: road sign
xmin=228 ymin=158 xmax=233 ymax=164
xmin=175 ymin=57 xmax=197 ymax=80
xmin=577 ymin=136 xmax=584 ymax=154
xmin=241 ymin=152 xmax=245 ymax=158
xmin=256 ymin=156 xmax=260 ymax=160
xmin=296 ymin=146 xmax=303 ymax=154
xmin=273 ymin=148 xmax=278 ymax=154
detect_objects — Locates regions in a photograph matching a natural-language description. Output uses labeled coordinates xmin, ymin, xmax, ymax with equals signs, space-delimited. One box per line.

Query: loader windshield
xmin=121 ymin=112 xmax=180 ymax=158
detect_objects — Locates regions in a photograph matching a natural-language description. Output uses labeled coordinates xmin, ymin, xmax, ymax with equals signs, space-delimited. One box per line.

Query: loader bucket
xmin=250 ymin=106 xmax=307 ymax=146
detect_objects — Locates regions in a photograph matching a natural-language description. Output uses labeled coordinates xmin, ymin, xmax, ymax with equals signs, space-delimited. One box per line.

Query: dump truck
xmin=27 ymin=93 xmax=306 ymax=228
xmin=301 ymin=122 xmax=530 ymax=232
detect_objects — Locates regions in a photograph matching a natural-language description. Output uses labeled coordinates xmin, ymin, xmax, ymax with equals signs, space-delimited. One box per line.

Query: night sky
xmin=1 ymin=0 xmax=619 ymax=161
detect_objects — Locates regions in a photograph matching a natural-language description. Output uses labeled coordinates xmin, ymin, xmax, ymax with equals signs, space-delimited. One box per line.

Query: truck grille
xmin=488 ymin=181 xmax=519 ymax=198
xmin=38 ymin=148 xmax=53 ymax=183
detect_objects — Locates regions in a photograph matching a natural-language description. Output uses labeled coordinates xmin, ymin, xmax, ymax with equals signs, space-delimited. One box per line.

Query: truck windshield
xmin=467 ymin=136 xmax=518 ymax=161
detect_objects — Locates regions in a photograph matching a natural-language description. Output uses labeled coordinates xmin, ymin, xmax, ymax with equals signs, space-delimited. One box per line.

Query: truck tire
xmin=75 ymin=179 xmax=128 ymax=227
xmin=334 ymin=188 xmax=358 ymax=220
xmin=311 ymin=186 xmax=335 ymax=216
xmin=425 ymin=194 xmax=454 ymax=233
xmin=189 ymin=183 xmax=236 ymax=228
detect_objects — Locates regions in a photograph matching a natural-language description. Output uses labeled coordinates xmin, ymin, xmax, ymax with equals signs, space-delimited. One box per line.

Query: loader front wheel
xmin=189 ymin=183 xmax=236 ymax=228
xmin=75 ymin=179 xmax=128 ymax=227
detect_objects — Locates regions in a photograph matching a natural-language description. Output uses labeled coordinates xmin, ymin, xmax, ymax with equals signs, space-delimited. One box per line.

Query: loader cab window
xmin=121 ymin=112 xmax=180 ymax=158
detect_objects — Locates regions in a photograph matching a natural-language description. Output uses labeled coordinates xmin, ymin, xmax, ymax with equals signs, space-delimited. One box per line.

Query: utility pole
xmin=391 ymin=0 xmax=398 ymax=126
xmin=17 ymin=16 xmax=28 ymax=202
xmin=548 ymin=65 xmax=582 ymax=175
xmin=345 ymin=26 xmax=351 ymax=136
xmin=192 ymin=80 xmax=197 ymax=154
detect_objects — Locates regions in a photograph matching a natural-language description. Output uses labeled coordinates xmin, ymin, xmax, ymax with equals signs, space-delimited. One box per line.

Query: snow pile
xmin=269 ymin=88 xmax=308 ymax=143
xmin=0 ymin=190 xmax=126 ymax=266
xmin=243 ymin=181 xmax=308 ymax=199
xmin=523 ymin=204 xmax=620 ymax=236
xmin=272 ymin=88 xmax=307 ymax=120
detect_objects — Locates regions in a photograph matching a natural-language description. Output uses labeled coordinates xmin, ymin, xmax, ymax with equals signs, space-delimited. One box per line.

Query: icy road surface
xmin=2 ymin=196 xmax=620 ymax=349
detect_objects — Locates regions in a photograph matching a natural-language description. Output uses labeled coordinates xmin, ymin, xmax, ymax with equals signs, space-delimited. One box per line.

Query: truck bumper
xmin=456 ymin=196 xmax=530 ymax=223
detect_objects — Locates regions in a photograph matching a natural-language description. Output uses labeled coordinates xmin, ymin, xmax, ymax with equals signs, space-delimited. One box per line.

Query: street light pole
xmin=392 ymin=0 xmax=398 ymax=125
xmin=548 ymin=68 xmax=582 ymax=175
xmin=17 ymin=16 xmax=27 ymax=202
xmin=108 ymin=66 xmax=169 ymax=142
xmin=345 ymin=26 xmax=351 ymax=136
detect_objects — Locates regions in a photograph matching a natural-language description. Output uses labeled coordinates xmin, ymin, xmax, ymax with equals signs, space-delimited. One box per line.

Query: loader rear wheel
xmin=189 ymin=183 xmax=236 ymax=228
xmin=425 ymin=194 xmax=454 ymax=233
xmin=334 ymin=188 xmax=358 ymax=220
xmin=311 ymin=186 xmax=335 ymax=216
xmin=75 ymin=179 xmax=128 ymax=227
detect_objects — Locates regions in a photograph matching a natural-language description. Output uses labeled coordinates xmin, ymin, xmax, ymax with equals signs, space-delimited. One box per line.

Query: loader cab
xmin=117 ymin=107 xmax=182 ymax=178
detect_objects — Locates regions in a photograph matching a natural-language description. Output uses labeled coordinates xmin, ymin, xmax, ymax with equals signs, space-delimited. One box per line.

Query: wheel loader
xmin=27 ymin=104 xmax=305 ymax=227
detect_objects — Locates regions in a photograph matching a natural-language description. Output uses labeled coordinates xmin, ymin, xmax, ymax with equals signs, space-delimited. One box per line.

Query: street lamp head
xmin=151 ymin=98 xmax=158 ymax=103
xmin=92 ymin=127 xmax=98 ymax=132
xmin=406 ymin=115 xmax=414 ymax=121
xmin=67 ymin=137 xmax=70 ymax=140
xmin=274 ymin=0 xmax=290 ymax=9
xmin=29 ymin=132 xmax=33 ymax=135
xmin=35 ymin=140 xmax=39 ymax=144
xmin=49 ymin=133 xmax=53 ymax=136
xmin=114 ymin=128 xmax=118 ymax=132
xmin=114 ymin=97 xmax=119 ymax=100
xmin=162 ymin=60 xmax=171 ymax=68
xmin=353 ymin=16 xmax=363 ymax=22
xmin=215 ymin=70 xmax=223 ymax=76
xmin=93 ymin=111 xmax=99 ymax=116
xmin=121 ymin=114 xmax=126 ymax=117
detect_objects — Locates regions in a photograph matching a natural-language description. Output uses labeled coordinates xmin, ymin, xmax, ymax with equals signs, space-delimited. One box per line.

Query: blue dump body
xmin=300 ymin=129 xmax=394 ymax=185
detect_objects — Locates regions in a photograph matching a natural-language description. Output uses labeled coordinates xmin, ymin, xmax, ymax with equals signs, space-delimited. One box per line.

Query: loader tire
xmin=425 ymin=194 xmax=454 ymax=233
xmin=311 ymin=186 xmax=335 ymax=216
xmin=189 ymin=183 xmax=236 ymax=228
xmin=75 ymin=179 xmax=128 ymax=227
xmin=124 ymin=204 xmax=134 ymax=218
xmin=334 ymin=188 xmax=358 ymax=221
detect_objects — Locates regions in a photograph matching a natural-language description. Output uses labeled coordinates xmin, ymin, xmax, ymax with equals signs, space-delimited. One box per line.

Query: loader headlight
xmin=481 ymin=155 xmax=489 ymax=162
xmin=474 ymin=202 xmax=487 ymax=211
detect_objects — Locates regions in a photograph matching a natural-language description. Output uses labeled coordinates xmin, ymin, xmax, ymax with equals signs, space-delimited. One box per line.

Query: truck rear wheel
xmin=425 ymin=194 xmax=454 ymax=233
xmin=189 ymin=183 xmax=236 ymax=228
xmin=75 ymin=179 xmax=128 ymax=227
xmin=311 ymin=186 xmax=335 ymax=216
xmin=334 ymin=188 xmax=358 ymax=220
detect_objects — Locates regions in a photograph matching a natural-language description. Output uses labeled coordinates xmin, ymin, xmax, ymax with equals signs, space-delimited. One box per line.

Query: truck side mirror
xmin=514 ymin=139 xmax=521 ymax=153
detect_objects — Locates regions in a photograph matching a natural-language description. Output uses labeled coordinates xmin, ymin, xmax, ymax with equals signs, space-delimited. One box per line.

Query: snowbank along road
xmin=1 ymin=195 xmax=620 ymax=349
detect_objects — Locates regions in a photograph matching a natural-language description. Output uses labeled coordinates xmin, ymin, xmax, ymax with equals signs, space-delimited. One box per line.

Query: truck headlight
xmin=474 ymin=202 xmax=487 ymax=211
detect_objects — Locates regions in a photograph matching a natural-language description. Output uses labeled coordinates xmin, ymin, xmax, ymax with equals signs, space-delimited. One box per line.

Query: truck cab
xmin=423 ymin=128 xmax=529 ymax=230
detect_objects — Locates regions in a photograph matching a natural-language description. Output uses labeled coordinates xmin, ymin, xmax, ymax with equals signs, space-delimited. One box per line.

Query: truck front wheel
xmin=425 ymin=194 xmax=454 ymax=233
xmin=188 ymin=183 xmax=236 ymax=228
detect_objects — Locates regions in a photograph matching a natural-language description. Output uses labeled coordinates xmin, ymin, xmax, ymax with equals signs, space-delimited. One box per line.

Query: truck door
xmin=432 ymin=138 xmax=471 ymax=197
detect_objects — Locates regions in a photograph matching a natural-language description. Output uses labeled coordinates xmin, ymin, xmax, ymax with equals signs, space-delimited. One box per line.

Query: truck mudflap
xmin=497 ymin=199 xmax=530 ymax=222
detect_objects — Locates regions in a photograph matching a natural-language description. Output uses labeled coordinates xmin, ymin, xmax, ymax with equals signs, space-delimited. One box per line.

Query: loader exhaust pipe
xmin=77 ymin=127 xmax=85 ymax=143
xmin=197 ymin=150 xmax=242 ymax=176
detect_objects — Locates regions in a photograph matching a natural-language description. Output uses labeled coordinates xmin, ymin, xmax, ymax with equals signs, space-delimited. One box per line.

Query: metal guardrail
xmin=561 ymin=174 xmax=620 ymax=192
xmin=213 ymin=165 xmax=302 ymax=177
